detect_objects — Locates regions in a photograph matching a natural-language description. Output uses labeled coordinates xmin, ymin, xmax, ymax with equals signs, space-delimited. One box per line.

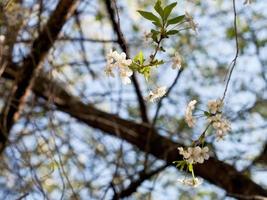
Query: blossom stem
xmin=191 ymin=167 xmax=195 ymax=179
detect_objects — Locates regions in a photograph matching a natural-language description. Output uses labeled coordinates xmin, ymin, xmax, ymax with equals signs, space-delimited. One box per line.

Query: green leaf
xmin=141 ymin=67 xmax=151 ymax=81
xmin=150 ymin=59 xmax=164 ymax=67
xmin=152 ymin=34 xmax=158 ymax=42
xmin=154 ymin=0 xmax=164 ymax=19
xmin=133 ymin=51 xmax=144 ymax=66
xmin=163 ymin=2 xmax=177 ymax=20
xmin=166 ymin=30 xmax=179 ymax=35
xmin=137 ymin=51 xmax=144 ymax=65
xmin=180 ymin=162 xmax=185 ymax=171
xmin=129 ymin=63 xmax=139 ymax=71
xmin=167 ymin=15 xmax=185 ymax=26
xmin=151 ymin=29 xmax=160 ymax=34
xmin=152 ymin=21 xmax=161 ymax=27
xmin=173 ymin=160 xmax=186 ymax=171
xmin=137 ymin=10 xmax=160 ymax=23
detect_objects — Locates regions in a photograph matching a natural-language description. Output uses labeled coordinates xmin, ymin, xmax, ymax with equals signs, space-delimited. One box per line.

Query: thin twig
xmin=222 ymin=0 xmax=239 ymax=101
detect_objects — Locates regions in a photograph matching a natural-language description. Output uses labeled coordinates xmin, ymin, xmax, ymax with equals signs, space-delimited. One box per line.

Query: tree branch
xmin=0 ymin=0 xmax=79 ymax=153
xmin=2 ymin=68 xmax=266 ymax=197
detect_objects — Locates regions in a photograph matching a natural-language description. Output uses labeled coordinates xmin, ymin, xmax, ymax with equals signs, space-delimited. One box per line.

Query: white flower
xmin=178 ymin=146 xmax=209 ymax=164
xmin=172 ymin=52 xmax=182 ymax=70
xmin=214 ymin=118 xmax=231 ymax=139
xmin=208 ymin=113 xmax=231 ymax=139
xmin=116 ymin=52 xmax=132 ymax=67
xmin=185 ymin=100 xmax=197 ymax=127
xmin=119 ymin=67 xmax=133 ymax=85
xmin=185 ymin=12 xmax=198 ymax=32
xmin=105 ymin=50 xmax=118 ymax=76
xmin=177 ymin=177 xmax=202 ymax=187
xmin=197 ymin=146 xmax=209 ymax=163
xmin=105 ymin=50 xmax=133 ymax=84
xmin=207 ymin=99 xmax=223 ymax=114
xmin=185 ymin=146 xmax=201 ymax=164
xmin=145 ymin=86 xmax=167 ymax=102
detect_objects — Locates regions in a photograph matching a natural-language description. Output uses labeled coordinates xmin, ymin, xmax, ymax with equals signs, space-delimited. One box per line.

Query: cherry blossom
xmin=177 ymin=177 xmax=202 ymax=187
xmin=145 ymin=86 xmax=167 ymax=102
xmin=208 ymin=113 xmax=231 ymax=139
xmin=208 ymin=99 xmax=223 ymax=114
xmin=185 ymin=100 xmax=197 ymax=127
xmin=178 ymin=146 xmax=209 ymax=164
xmin=105 ymin=50 xmax=133 ymax=84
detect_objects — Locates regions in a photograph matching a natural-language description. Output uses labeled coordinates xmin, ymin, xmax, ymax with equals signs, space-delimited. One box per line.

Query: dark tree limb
xmin=0 ymin=0 xmax=79 ymax=153
xmin=2 ymin=68 xmax=266 ymax=197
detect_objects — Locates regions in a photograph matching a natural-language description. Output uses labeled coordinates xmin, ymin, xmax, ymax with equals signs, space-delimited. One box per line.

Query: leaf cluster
xmin=138 ymin=0 xmax=185 ymax=42
xmin=129 ymin=51 xmax=164 ymax=80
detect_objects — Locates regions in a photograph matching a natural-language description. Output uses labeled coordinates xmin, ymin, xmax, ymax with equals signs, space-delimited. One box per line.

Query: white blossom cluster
xmin=184 ymin=99 xmax=231 ymax=139
xmin=208 ymin=113 xmax=231 ymax=139
xmin=145 ymin=86 xmax=167 ymax=102
xmin=178 ymin=146 xmax=209 ymax=164
xmin=105 ymin=50 xmax=167 ymax=102
xmin=185 ymin=100 xmax=197 ymax=127
xmin=207 ymin=99 xmax=223 ymax=114
xmin=207 ymin=99 xmax=231 ymax=139
xmin=105 ymin=50 xmax=133 ymax=84
xmin=177 ymin=177 xmax=202 ymax=187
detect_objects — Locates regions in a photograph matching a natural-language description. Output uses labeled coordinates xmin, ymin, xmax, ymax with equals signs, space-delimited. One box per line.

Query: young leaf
xmin=154 ymin=0 xmax=164 ymax=19
xmin=137 ymin=10 xmax=160 ymax=23
xmin=152 ymin=21 xmax=161 ymax=27
xmin=180 ymin=162 xmax=185 ymax=171
xmin=151 ymin=29 xmax=160 ymax=34
xmin=138 ymin=51 xmax=144 ymax=65
xmin=166 ymin=30 xmax=179 ymax=35
xmin=167 ymin=15 xmax=185 ymax=26
xmin=163 ymin=2 xmax=177 ymax=20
